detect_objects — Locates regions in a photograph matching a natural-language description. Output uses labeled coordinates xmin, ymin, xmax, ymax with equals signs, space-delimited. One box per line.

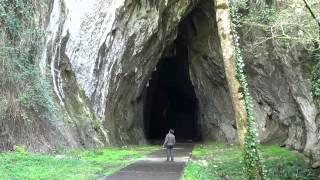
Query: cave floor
xmin=105 ymin=143 xmax=194 ymax=180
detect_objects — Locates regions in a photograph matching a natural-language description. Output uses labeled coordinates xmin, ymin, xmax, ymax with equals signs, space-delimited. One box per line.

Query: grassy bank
xmin=0 ymin=145 xmax=159 ymax=179
xmin=183 ymin=143 xmax=318 ymax=180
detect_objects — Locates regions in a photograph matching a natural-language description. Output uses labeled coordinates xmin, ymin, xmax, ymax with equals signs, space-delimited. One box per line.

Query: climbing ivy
xmin=0 ymin=0 xmax=35 ymax=40
xmin=229 ymin=1 xmax=266 ymax=179
xmin=0 ymin=0 xmax=56 ymax=120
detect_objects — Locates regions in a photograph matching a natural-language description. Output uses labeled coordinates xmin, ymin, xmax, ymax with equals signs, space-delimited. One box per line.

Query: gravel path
xmin=105 ymin=143 xmax=194 ymax=180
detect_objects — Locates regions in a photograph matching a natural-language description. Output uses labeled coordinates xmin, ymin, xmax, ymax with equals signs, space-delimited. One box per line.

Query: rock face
xmin=43 ymin=0 xmax=234 ymax=144
xmin=242 ymin=28 xmax=320 ymax=163
xmin=43 ymin=0 xmax=199 ymax=144
xmin=0 ymin=0 xmax=108 ymax=152
xmin=10 ymin=0 xmax=319 ymax=161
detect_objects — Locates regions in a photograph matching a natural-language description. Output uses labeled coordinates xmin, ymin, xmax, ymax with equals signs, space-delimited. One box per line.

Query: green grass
xmin=182 ymin=143 xmax=318 ymax=180
xmin=0 ymin=145 xmax=159 ymax=180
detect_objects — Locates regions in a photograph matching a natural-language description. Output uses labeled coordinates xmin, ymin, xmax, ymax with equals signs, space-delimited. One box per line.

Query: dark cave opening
xmin=143 ymin=33 xmax=200 ymax=141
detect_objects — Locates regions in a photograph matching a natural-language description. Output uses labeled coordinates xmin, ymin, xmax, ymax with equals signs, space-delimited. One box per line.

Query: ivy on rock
xmin=229 ymin=1 xmax=266 ymax=179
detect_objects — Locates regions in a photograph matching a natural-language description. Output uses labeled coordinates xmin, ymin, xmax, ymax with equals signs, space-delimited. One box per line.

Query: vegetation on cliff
xmin=0 ymin=0 xmax=55 ymax=118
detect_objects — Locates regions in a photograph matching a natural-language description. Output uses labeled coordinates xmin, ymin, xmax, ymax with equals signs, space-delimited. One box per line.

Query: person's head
xmin=169 ymin=129 xmax=174 ymax=134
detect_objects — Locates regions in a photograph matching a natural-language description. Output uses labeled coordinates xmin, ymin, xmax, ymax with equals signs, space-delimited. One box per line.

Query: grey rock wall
xmin=39 ymin=0 xmax=319 ymax=163
xmin=0 ymin=0 xmax=108 ymax=152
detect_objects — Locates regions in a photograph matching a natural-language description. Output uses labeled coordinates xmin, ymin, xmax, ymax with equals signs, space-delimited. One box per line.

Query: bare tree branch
xmin=302 ymin=0 xmax=320 ymax=37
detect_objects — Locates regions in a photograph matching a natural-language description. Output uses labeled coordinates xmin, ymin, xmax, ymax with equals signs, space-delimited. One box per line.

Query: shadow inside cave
xmin=143 ymin=29 xmax=201 ymax=142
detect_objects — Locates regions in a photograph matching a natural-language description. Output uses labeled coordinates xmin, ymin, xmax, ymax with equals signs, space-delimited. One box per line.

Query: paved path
xmin=105 ymin=143 xmax=194 ymax=180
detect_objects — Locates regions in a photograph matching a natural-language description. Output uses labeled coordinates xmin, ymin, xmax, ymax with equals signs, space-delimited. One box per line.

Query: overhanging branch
xmin=302 ymin=0 xmax=320 ymax=38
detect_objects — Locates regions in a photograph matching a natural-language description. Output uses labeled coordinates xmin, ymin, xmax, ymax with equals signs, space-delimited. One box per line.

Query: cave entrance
xmin=143 ymin=33 xmax=199 ymax=141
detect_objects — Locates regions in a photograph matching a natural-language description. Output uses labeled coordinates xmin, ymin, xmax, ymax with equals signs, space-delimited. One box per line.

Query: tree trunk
xmin=215 ymin=0 xmax=247 ymax=147
xmin=215 ymin=0 xmax=264 ymax=179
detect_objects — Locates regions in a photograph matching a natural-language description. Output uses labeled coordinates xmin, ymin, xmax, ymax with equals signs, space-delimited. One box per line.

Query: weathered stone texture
xmin=10 ymin=0 xmax=318 ymax=162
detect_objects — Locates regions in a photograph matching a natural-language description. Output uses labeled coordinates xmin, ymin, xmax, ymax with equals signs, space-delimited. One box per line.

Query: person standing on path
xmin=163 ymin=129 xmax=176 ymax=162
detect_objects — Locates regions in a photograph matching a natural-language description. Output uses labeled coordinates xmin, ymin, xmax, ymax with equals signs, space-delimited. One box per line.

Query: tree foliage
xmin=234 ymin=0 xmax=320 ymax=97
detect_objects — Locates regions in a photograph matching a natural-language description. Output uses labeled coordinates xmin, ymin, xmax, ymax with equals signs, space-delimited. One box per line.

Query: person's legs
xmin=170 ymin=147 xmax=174 ymax=161
xmin=166 ymin=147 xmax=170 ymax=161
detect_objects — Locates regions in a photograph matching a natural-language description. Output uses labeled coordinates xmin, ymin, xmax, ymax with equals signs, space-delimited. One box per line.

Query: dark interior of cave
xmin=143 ymin=27 xmax=200 ymax=141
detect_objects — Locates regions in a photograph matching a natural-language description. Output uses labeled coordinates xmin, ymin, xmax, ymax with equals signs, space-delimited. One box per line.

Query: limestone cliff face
xmin=42 ymin=0 xmax=199 ymax=144
xmin=243 ymin=34 xmax=320 ymax=164
xmin=16 ymin=0 xmax=320 ymax=163
xmin=43 ymin=0 xmax=235 ymax=144
xmin=0 ymin=0 xmax=108 ymax=152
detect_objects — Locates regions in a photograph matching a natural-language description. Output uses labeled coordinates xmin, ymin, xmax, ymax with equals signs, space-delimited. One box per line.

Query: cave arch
xmin=135 ymin=0 xmax=236 ymax=144
xmin=143 ymin=13 xmax=202 ymax=142
xmin=143 ymin=47 xmax=199 ymax=141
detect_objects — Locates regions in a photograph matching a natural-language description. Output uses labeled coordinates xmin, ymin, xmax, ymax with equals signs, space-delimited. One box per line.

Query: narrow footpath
xmin=105 ymin=143 xmax=194 ymax=180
